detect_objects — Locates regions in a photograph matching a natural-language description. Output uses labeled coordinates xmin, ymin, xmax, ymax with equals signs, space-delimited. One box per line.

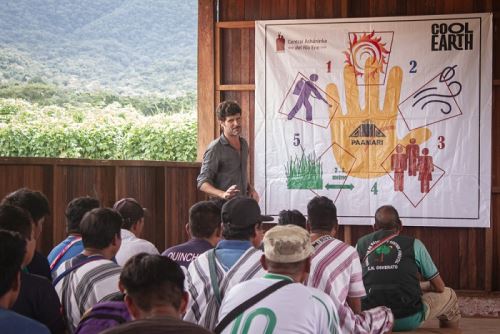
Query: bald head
xmin=374 ymin=205 xmax=401 ymax=231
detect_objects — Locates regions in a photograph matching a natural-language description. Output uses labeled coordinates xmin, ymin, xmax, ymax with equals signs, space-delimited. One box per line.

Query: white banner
xmin=255 ymin=13 xmax=492 ymax=227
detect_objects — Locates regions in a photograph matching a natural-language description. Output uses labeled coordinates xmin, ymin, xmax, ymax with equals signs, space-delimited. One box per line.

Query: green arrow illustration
xmin=325 ymin=183 xmax=354 ymax=190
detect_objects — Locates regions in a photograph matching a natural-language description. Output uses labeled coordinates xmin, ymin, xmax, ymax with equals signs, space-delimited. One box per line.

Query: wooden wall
xmin=0 ymin=158 xmax=204 ymax=255
xmin=197 ymin=0 xmax=499 ymax=291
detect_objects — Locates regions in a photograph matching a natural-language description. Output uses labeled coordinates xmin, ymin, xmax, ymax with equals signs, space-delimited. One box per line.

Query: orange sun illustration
xmin=344 ymin=31 xmax=390 ymax=78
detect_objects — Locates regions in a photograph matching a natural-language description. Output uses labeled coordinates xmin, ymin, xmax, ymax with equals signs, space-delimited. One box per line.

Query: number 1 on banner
xmin=326 ymin=61 xmax=331 ymax=73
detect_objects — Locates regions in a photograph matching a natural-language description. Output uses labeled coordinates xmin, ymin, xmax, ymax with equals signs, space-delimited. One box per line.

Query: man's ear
xmin=306 ymin=220 xmax=311 ymax=233
xmin=185 ymin=223 xmax=191 ymax=238
xmin=179 ymin=291 xmax=189 ymax=317
xmin=304 ymin=256 xmax=311 ymax=274
xmin=124 ymin=294 xmax=140 ymax=320
xmin=260 ymin=254 xmax=268 ymax=271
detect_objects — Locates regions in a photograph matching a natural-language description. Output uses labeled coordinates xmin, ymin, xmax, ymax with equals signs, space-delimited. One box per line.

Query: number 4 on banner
xmin=371 ymin=182 xmax=378 ymax=195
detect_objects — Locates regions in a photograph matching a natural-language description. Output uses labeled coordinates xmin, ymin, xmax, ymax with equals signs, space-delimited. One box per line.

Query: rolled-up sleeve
xmin=197 ymin=144 xmax=218 ymax=189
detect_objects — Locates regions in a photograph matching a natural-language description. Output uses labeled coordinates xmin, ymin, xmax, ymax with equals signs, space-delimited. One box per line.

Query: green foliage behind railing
xmin=0 ymin=99 xmax=197 ymax=161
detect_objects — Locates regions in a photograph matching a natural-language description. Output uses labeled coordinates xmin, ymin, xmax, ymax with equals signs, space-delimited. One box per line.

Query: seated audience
xmin=48 ymin=196 xmax=100 ymax=275
xmin=184 ymin=197 xmax=272 ymax=330
xmin=2 ymin=188 xmax=52 ymax=281
xmin=0 ymin=230 xmax=50 ymax=334
xmin=277 ymin=209 xmax=306 ymax=229
xmin=163 ymin=200 xmax=221 ymax=268
xmin=305 ymin=196 xmax=393 ymax=333
xmin=113 ymin=198 xmax=159 ymax=266
xmin=101 ymin=254 xmax=211 ymax=334
xmin=217 ymin=224 xmax=340 ymax=333
xmin=0 ymin=204 xmax=65 ymax=334
xmin=54 ymin=208 xmax=123 ymax=333
xmin=356 ymin=205 xmax=461 ymax=331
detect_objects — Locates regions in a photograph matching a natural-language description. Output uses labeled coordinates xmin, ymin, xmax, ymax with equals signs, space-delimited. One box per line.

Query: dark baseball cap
xmin=221 ymin=197 xmax=273 ymax=228
xmin=113 ymin=198 xmax=144 ymax=223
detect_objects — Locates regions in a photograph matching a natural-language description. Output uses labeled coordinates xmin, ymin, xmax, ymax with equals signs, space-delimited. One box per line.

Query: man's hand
xmin=222 ymin=185 xmax=240 ymax=200
xmin=326 ymin=58 xmax=432 ymax=178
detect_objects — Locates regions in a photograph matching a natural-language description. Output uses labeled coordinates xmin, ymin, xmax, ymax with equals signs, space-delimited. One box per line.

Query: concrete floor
xmin=406 ymin=318 xmax=500 ymax=334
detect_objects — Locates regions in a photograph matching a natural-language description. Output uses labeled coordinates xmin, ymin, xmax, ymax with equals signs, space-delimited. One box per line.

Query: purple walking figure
xmin=288 ymin=74 xmax=330 ymax=122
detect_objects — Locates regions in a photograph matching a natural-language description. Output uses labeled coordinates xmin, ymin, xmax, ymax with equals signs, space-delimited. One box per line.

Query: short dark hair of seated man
xmin=0 ymin=205 xmax=36 ymax=268
xmin=356 ymin=205 xmax=461 ymax=331
xmin=0 ymin=230 xmax=52 ymax=334
xmin=100 ymin=254 xmax=212 ymax=334
xmin=306 ymin=195 xmax=338 ymax=232
xmin=0 ymin=230 xmax=26 ymax=304
xmin=81 ymin=208 xmax=123 ymax=250
xmin=277 ymin=209 xmax=306 ymax=229
xmin=1 ymin=188 xmax=51 ymax=280
xmin=162 ymin=200 xmax=221 ymax=268
xmin=66 ymin=196 xmax=101 ymax=234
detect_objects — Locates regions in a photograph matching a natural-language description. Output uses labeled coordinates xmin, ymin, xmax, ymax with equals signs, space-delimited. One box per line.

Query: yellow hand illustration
xmin=327 ymin=59 xmax=431 ymax=179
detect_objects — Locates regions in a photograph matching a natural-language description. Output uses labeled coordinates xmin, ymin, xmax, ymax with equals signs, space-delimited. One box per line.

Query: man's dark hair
xmin=1 ymin=188 xmax=50 ymax=222
xmin=307 ymin=196 xmax=338 ymax=232
xmin=0 ymin=204 xmax=33 ymax=240
xmin=0 ymin=230 xmax=26 ymax=297
xmin=120 ymin=254 xmax=185 ymax=311
xmin=189 ymin=201 xmax=221 ymax=238
xmin=80 ymin=208 xmax=122 ymax=250
xmin=374 ymin=205 xmax=402 ymax=230
xmin=222 ymin=222 xmax=262 ymax=240
xmin=216 ymin=100 xmax=241 ymax=121
xmin=65 ymin=197 xmax=101 ymax=234
xmin=278 ymin=210 xmax=306 ymax=229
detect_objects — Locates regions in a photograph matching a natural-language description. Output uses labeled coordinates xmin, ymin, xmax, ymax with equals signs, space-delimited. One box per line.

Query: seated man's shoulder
xmin=101 ymin=317 xmax=212 ymax=334
xmin=0 ymin=308 xmax=50 ymax=334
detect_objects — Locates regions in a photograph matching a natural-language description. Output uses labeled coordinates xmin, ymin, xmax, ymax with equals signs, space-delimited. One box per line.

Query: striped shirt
xmin=183 ymin=246 xmax=265 ymax=331
xmin=54 ymin=254 xmax=122 ymax=333
xmin=306 ymin=235 xmax=366 ymax=304
xmin=307 ymin=236 xmax=394 ymax=333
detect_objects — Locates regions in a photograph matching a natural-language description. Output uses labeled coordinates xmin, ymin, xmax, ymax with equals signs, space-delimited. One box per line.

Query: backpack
xmin=75 ymin=301 xmax=131 ymax=334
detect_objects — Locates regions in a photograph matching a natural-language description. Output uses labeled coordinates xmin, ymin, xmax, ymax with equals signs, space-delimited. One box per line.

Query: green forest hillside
xmin=0 ymin=0 xmax=197 ymax=95
xmin=0 ymin=1 xmax=198 ymax=161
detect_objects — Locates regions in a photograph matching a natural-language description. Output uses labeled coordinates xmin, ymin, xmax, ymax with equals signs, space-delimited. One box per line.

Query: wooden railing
xmin=0 ymin=157 xmax=205 ymax=256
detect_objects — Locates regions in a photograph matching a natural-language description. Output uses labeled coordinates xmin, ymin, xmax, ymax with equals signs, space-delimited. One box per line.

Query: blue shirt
xmin=215 ymin=239 xmax=252 ymax=270
xmin=47 ymin=235 xmax=84 ymax=275
xmin=0 ymin=307 xmax=50 ymax=334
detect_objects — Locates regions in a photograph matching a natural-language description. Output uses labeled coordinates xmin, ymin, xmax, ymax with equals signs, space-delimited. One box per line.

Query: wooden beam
xmin=197 ymin=0 xmax=216 ymax=161
xmin=217 ymin=84 xmax=255 ymax=91
xmin=216 ymin=21 xmax=255 ymax=29
xmin=493 ymin=80 xmax=500 ymax=86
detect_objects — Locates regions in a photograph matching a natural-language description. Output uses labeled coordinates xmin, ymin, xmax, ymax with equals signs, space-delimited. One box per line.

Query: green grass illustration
xmin=285 ymin=152 xmax=323 ymax=189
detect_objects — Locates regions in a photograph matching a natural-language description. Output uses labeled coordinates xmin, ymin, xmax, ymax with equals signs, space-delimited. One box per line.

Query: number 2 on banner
xmin=409 ymin=60 xmax=417 ymax=73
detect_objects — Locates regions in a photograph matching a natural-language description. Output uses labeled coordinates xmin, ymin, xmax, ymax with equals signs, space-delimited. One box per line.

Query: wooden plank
xmin=0 ymin=157 xmax=200 ymax=168
xmin=216 ymin=21 xmax=255 ymax=29
xmin=217 ymin=84 xmax=256 ymax=91
xmin=197 ymin=0 xmax=216 ymax=161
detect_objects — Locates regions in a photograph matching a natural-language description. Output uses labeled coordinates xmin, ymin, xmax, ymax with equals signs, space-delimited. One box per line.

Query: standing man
xmin=197 ymin=101 xmax=259 ymax=201
xmin=356 ymin=205 xmax=460 ymax=331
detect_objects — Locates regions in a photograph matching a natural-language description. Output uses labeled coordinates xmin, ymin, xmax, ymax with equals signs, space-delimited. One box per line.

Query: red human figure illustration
xmin=276 ymin=33 xmax=285 ymax=52
xmin=418 ymin=148 xmax=434 ymax=193
xmin=406 ymin=138 xmax=420 ymax=176
xmin=391 ymin=144 xmax=407 ymax=192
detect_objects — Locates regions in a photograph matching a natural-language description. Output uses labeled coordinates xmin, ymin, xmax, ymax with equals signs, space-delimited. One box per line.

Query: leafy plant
xmin=0 ymin=98 xmax=197 ymax=161
xmin=285 ymin=152 xmax=323 ymax=189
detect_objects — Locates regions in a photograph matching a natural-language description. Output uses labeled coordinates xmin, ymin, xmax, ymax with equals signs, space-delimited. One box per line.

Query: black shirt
xmin=12 ymin=271 xmax=65 ymax=334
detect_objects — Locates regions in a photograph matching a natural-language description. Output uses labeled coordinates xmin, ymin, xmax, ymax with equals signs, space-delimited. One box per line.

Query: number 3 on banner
xmin=438 ymin=136 xmax=445 ymax=149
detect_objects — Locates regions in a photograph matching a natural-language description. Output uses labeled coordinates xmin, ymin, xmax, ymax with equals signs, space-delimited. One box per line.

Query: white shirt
xmin=218 ymin=273 xmax=340 ymax=334
xmin=115 ymin=229 xmax=159 ymax=266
